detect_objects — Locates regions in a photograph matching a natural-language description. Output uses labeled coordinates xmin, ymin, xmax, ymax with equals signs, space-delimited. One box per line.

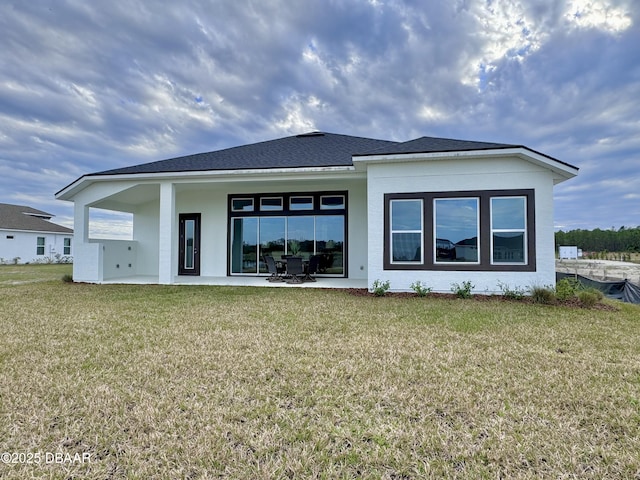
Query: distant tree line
xmin=555 ymin=226 xmax=640 ymax=253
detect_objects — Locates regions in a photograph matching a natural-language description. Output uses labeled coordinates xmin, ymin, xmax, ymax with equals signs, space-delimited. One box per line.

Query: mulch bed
xmin=341 ymin=288 xmax=619 ymax=311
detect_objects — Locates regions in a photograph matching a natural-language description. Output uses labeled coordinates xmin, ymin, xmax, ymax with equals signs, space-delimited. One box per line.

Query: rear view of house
xmin=55 ymin=131 xmax=578 ymax=292
xmin=0 ymin=203 xmax=73 ymax=264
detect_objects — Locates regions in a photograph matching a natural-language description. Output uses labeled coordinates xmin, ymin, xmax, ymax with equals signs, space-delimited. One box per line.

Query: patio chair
xmin=302 ymin=255 xmax=320 ymax=282
xmin=264 ymin=255 xmax=283 ymax=282
xmin=285 ymin=256 xmax=304 ymax=284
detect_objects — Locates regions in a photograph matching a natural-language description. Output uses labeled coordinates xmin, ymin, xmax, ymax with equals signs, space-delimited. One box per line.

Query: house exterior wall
xmin=133 ymin=199 xmax=160 ymax=276
xmin=366 ymin=156 xmax=557 ymax=293
xmin=0 ymin=229 xmax=73 ymax=264
xmin=172 ymin=177 xmax=368 ymax=280
xmin=73 ymin=242 xmax=102 ymax=281
xmin=68 ymin=174 xmax=368 ymax=283
xmin=99 ymin=240 xmax=137 ymax=280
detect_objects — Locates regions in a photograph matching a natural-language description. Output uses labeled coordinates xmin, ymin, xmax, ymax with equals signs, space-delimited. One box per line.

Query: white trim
xmin=55 ymin=166 xmax=359 ymax=200
xmin=353 ymin=147 xmax=578 ymax=180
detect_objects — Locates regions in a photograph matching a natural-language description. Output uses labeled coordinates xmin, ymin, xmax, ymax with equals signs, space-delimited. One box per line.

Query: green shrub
xmin=410 ymin=281 xmax=432 ymax=297
xmin=61 ymin=274 xmax=73 ymax=283
xmin=578 ymin=288 xmax=604 ymax=308
xmin=531 ymin=285 xmax=556 ymax=304
xmin=497 ymin=281 xmax=526 ymax=300
xmin=371 ymin=279 xmax=390 ymax=297
xmin=451 ymin=281 xmax=474 ymax=299
xmin=555 ymin=277 xmax=580 ymax=301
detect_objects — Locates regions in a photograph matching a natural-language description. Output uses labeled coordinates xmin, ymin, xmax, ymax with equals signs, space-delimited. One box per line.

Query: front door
xmin=178 ymin=213 xmax=201 ymax=275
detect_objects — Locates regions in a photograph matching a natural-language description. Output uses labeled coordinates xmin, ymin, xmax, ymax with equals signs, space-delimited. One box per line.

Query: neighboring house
xmin=0 ymin=203 xmax=73 ymax=264
xmin=55 ymin=132 xmax=578 ymax=292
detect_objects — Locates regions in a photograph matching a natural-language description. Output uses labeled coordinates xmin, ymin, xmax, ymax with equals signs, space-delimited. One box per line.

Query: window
xmin=231 ymin=198 xmax=254 ymax=212
xmin=390 ymin=199 xmax=423 ymax=263
xmin=63 ymin=238 xmax=71 ymax=255
xmin=320 ymin=195 xmax=345 ymax=210
xmin=36 ymin=237 xmax=45 ymax=255
xmin=384 ymin=190 xmax=535 ymax=271
xmin=290 ymin=196 xmax=313 ymax=210
xmin=260 ymin=197 xmax=283 ymax=211
xmin=229 ymin=191 xmax=347 ymax=276
xmin=434 ymin=198 xmax=479 ymax=264
xmin=491 ymin=197 xmax=526 ymax=264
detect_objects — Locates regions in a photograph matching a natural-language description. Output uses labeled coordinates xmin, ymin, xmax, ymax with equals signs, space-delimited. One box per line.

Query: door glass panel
xmin=287 ymin=216 xmax=314 ymax=260
xmin=185 ymin=219 xmax=195 ymax=269
xmin=231 ymin=217 xmax=258 ymax=273
xmin=316 ymin=215 xmax=344 ymax=274
xmin=259 ymin=217 xmax=286 ymax=272
xmin=434 ymin=198 xmax=479 ymax=263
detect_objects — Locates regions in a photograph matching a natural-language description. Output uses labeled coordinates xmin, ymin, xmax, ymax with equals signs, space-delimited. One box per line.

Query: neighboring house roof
xmin=0 ymin=203 xmax=73 ymax=234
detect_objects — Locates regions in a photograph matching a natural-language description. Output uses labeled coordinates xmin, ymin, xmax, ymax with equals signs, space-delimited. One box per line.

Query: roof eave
xmin=55 ymin=165 xmax=359 ymax=201
xmin=353 ymin=146 xmax=579 ymax=181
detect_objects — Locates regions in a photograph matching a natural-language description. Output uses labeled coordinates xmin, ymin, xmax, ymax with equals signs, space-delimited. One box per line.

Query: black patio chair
xmin=264 ymin=255 xmax=283 ymax=282
xmin=285 ymin=256 xmax=304 ymax=284
xmin=302 ymin=255 xmax=320 ymax=282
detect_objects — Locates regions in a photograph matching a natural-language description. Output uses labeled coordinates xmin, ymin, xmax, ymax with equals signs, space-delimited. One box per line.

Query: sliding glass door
xmin=230 ymin=215 xmax=345 ymax=275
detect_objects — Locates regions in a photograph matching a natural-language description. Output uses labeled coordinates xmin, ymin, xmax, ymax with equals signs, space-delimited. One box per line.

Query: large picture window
xmin=384 ymin=189 xmax=535 ymax=272
xmin=434 ymin=198 xmax=479 ymax=264
xmin=229 ymin=191 xmax=347 ymax=276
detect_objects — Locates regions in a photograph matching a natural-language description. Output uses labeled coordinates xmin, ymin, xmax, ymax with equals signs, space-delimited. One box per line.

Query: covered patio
xmin=98 ymin=274 xmax=368 ymax=288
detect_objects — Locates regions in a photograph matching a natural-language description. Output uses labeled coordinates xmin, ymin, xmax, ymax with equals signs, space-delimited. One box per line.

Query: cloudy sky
xmin=1 ymin=0 xmax=638 ymax=235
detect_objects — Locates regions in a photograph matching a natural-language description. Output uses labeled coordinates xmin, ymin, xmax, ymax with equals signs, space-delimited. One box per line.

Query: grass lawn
xmin=1 ymin=268 xmax=639 ymax=478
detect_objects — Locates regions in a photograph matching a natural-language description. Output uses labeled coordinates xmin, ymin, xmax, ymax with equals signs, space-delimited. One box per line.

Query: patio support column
xmin=74 ymin=204 xmax=90 ymax=243
xmin=158 ymin=182 xmax=176 ymax=284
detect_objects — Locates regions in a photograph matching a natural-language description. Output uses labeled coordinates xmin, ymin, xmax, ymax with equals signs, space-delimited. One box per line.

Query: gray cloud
xmin=0 ymin=0 xmax=638 ymax=231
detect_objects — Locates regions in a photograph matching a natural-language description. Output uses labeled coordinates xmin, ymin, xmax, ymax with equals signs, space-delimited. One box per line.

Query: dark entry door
xmin=178 ymin=213 xmax=201 ymax=275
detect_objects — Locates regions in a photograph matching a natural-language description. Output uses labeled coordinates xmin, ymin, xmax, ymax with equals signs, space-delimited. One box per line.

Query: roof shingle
xmin=93 ymin=132 xmax=397 ymax=176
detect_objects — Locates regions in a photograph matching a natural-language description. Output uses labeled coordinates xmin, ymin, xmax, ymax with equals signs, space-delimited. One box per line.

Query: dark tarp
xmin=556 ymin=272 xmax=640 ymax=304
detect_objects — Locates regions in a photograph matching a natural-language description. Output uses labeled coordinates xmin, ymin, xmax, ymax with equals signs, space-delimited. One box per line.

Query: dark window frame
xmin=227 ymin=191 xmax=349 ymax=277
xmin=383 ymin=189 xmax=536 ymax=272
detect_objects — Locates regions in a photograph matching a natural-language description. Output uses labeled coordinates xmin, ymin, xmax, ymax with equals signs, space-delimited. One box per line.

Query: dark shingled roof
xmin=357 ymin=136 xmax=518 ymax=156
xmin=0 ymin=203 xmax=73 ymax=233
xmin=92 ymin=132 xmax=397 ymax=176
xmin=72 ymin=131 xmax=574 ymax=184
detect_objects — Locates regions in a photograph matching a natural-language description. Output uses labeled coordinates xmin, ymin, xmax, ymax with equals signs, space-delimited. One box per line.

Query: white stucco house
xmin=0 ymin=203 xmax=73 ymax=264
xmin=55 ymin=132 xmax=578 ymax=292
